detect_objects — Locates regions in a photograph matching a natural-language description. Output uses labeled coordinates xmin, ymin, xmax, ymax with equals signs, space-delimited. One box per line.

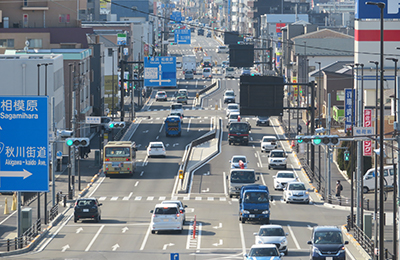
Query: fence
xmin=0 ymin=219 xmax=41 ymax=252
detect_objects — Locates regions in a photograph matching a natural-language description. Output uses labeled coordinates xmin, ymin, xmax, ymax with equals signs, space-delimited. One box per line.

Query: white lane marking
xmin=187 ymin=118 xmax=192 ymax=132
xmin=142 ymin=156 xmax=148 ymax=167
xmin=99 ymin=197 xmax=106 ymax=201
xmin=223 ymin=172 xmax=227 ymax=197
xmin=112 ymin=244 xmax=120 ymax=251
xmin=163 ymin=243 xmax=174 ymax=250
xmin=159 ymin=121 xmax=165 ymax=133
xmin=76 ymin=227 xmax=83 ymax=233
xmin=256 ymin=151 xmax=263 ymax=168
xmin=88 ymin=176 xmax=106 ymax=197
xmin=252 ymin=145 xmax=255 ymax=149
xmin=254 ymin=153 xmax=257 ymax=158
xmin=135 ymin=181 xmax=139 ymax=187
xmin=147 ymin=196 xmax=154 ymax=200
xmin=122 ymin=227 xmax=129 ymax=233
xmin=159 ymin=196 xmax=166 ymax=200
xmin=287 ymin=225 xmax=301 ymax=249
xmin=197 ymin=222 xmax=202 ymax=250
xmin=156 ymin=136 xmax=159 ymax=140
xmin=140 ymin=225 xmax=152 ymax=250
xmin=85 ymin=225 xmax=105 ymax=251
xmin=61 ymin=244 xmax=70 ymax=252
xmin=239 ymin=222 xmax=246 ymax=256
xmin=135 ymin=196 xmax=142 ymax=200
xmin=259 ymin=172 xmax=266 ymax=186
xmin=38 ymin=213 xmax=74 ymax=252
xmin=140 ymin=171 xmax=144 ymax=176
xmin=111 ymin=197 xmax=118 ymax=201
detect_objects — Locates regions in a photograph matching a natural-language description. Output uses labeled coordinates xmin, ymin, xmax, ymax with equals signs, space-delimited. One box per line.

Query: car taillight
xmin=126 ymin=158 xmax=130 ymax=161
xmin=106 ymin=167 xmax=109 ymax=170
xmin=176 ymin=214 xmax=180 ymax=217
xmin=106 ymin=158 xmax=110 ymax=161
xmin=127 ymin=168 xmax=130 ymax=170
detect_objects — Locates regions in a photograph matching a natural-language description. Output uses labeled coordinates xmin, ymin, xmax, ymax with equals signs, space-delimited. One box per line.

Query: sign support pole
xmin=17 ymin=192 xmax=22 ymax=237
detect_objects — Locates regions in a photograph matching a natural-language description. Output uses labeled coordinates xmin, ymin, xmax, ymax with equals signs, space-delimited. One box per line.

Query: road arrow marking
xmin=307 ymin=225 xmax=313 ymax=230
xmin=112 ymin=244 xmax=120 ymax=251
xmin=61 ymin=244 xmax=70 ymax=252
xmin=201 ymin=188 xmax=209 ymax=193
xmin=213 ymin=223 xmax=222 ymax=229
xmin=143 ymin=130 xmax=149 ymax=133
xmin=0 ymin=169 xmax=32 ymax=179
xmin=122 ymin=227 xmax=129 ymax=233
xmin=76 ymin=227 xmax=83 ymax=234
xmin=163 ymin=243 xmax=175 ymax=250
xmin=213 ymin=239 xmax=223 ymax=246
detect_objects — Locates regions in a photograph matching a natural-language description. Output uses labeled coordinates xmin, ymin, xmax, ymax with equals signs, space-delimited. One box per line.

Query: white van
xmin=217 ymin=46 xmax=229 ymax=53
xmin=225 ymin=67 xmax=235 ymax=78
xmin=150 ymin=203 xmax=184 ymax=233
xmin=363 ymin=165 xmax=394 ymax=193
xmin=202 ymin=67 xmax=212 ymax=79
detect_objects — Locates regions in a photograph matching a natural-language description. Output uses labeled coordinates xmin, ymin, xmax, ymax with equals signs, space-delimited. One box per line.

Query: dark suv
xmin=307 ymin=226 xmax=349 ymax=260
xmin=74 ymin=198 xmax=102 ymax=223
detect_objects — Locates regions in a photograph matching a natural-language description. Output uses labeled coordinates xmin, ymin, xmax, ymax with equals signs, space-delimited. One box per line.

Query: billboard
xmin=356 ymin=0 xmax=400 ymax=19
xmin=224 ymin=31 xmax=243 ymax=45
xmin=229 ymin=44 xmax=254 ymax=67
xmin=240 ymin=76 xmax=284 ymax=116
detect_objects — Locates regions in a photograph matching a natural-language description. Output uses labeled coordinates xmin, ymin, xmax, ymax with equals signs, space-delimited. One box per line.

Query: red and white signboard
xmin=363 ymin=109 xmax=372 ymax=156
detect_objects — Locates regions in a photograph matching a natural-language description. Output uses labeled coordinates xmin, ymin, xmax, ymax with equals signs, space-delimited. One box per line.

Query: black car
xmin=206 ymin=32 xmax=212 ymax=38
xmin=74 ymin=198 xmax=102 ymax=223
xmin=307 ymin=226 xmax=349 ymax=260
xmin=256 ymin=116 xmax=270 ymax=126
xmin=197 ymin=28 xmax=204 ymax=36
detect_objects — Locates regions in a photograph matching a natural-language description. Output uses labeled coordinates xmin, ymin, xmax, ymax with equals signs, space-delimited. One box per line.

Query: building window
xmin=0 ymin=39 xmax=15 ymax=48
xmin=108 ymin=48 xmax=113 ymax=57
xmin=24 ymin=0 xmax=28 ymax=7
xmin=59 ymin=14 xmax=70 ymax=23
xmin=28 ymin=39 xmax=42 ymax=48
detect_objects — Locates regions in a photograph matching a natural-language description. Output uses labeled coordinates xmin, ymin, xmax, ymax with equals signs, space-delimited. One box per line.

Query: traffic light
xmin=179 ymin=170 xmax=184 ymax=180
xmin=344 ymin=150 xmax=350 ymax=161
xmin=66 ymin=138 xmax=89 ymax=147
xmin=322 ymin=135 xmax=340 ymax=145
xmin=312 ymin=135 xmax=322 ymax=145
xmin=108 ymin=121 xmax=126 ymax=129
xmin=296 ymin=135 xmax=312 ymax=144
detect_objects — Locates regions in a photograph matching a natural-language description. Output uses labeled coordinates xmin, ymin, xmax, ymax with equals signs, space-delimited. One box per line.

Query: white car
xmin=226 ymin=103 xmax=240 ymax=117
xmin=245 ymin=244 xmax=284 ymax=259
xmin=268 ymin=150 xmax=287 ymax=169
xmin=260 ymin=136 xmax=278 ymax=153
xmin=229 ymin=155 xmax=248 ymax=169
xmin=147 ymin=142 xmax=166 ymax=158
xmin=273 ymin=171 xmax=297 ymax=190
xmin=253 ymin=225 xmax=288 ymax=255
xmin=170 ymin=103 xmax=184 ymax=117
xmin=176 ymin=61 xmax=182 ymax=69
xmin=150 ymin=203 xmax=184 ymax=234
xmin=283 ymin=181 xmax=310 ymax=204
xmin=227 ymin=112 xmax=240 ymax=127
xmin=161 ymin=200 xmax=187 ymax=223
xmin=202 ymin=67 xmax=212 ymax=79
xmin=155 ymin=91 xmax=167 ymax=101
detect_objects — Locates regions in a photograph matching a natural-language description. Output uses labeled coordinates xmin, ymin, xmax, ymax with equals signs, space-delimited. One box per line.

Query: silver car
xmin=283 ymin=182 xmax=310 ymax=204
xmin=229 ymin=155 xmax=248 ymax=169
xmin=254 ymin=224 xmax=288 ymax=255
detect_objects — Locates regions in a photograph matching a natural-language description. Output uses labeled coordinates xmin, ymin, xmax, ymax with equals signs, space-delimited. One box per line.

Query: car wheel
xmin=268 ymin=165 xmax=271 ymax=169
xmin=95 ymin=215 xmax=100 ymax=223
xmin=241 ymin=218 xmax=246 ymax=224
xmin=283 ymin=165 xmax=287 ymax=169
xmin=74 ymin=217 xmax=78 ymax=223
xmin=264 ymin=217 xmax=270 ymax=224
xmin=285 ymin=249 xmax=288 ymax=256
xmin=151 ymin=230 xmax=155 ymax=234
xmin=229 ymin=194 xmax=233 ymax=198
xmin=363 ymin=187 xmax=369 ymax=193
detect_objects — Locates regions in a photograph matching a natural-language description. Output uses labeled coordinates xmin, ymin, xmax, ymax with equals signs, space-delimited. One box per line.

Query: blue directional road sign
xmin=0 ymin=96 xmax=49 ymax=192
xmin=144 ymin=57 xmax=176 ymax=87
xmin=174 ymin=29 xmax=191 ymax=44
xmin=188 ymin=16 xmax=193 ymax=21
xmin=170 ymin=11 xmax=182 ymax=22
xmin=170 ymin=253 xmax=179 ymax=260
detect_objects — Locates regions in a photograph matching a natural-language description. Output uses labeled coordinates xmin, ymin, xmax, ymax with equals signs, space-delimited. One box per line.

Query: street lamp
xmin=37 ymin=63 xmax=42 ymax=96
xmin=369 ymin=60 xmax=379 ymax=254
xmin=386 ymin=57 xmax=398 ymax=260
xmin=315 ymin=61 xmax=322 ymax=193
xmin=365 ymin=2 xmax=385 ymax=259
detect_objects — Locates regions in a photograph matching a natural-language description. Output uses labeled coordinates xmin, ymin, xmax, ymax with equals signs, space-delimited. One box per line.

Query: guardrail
xmin=346 ymin=214 xmax=374 ymax=258
xmin=0 ymin=219 xmax=41 ymax=252
xmin=196 ymin=82 xmax=216 ymax=97
xmin=180 ymin=117 xmax=221 ymax=193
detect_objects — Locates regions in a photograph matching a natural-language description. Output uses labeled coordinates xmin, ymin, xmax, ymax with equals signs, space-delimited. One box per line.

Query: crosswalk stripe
xmin=111 ymin=197 xmax=118 ymax=201
xmin=99 ymin=197 xmax=106 ymax=201
xmin=122 ymin=197 xmax=129 ymax=200
xmin=135 ymin=196 xmax=142 ymax=201
xmin=147 ymin=196 xmax=154 ymax=200
xmin=159 ymin=196 xmax=166 ymax=200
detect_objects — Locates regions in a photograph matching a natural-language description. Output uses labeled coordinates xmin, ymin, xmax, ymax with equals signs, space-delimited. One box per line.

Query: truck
xmin=202 ymin=56 xmax=213 ymax=68
xmin=227 ymin=169 xmax=259 ymax=198
xmin=239 ymin=184 xmax=271 ymax=224
xmin=182 ymin=55 xmax=197 ymax=74
xmin=228 ymin=122 xmax=250 ymax=145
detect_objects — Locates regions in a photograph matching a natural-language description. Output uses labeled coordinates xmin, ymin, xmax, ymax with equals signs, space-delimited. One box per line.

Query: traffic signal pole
xmin=310 ymin=81 xmax=315 ymax=177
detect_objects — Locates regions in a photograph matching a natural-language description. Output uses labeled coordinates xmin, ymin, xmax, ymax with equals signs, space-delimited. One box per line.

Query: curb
xmin=78 ymin=172 xmax=100 ymax=198
xmin=341 ymin=225 xmax=373 ymax=260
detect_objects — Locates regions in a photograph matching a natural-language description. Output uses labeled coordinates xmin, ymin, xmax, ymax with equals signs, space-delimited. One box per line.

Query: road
xmin=13 ymin=34 xmax=363 ymax=260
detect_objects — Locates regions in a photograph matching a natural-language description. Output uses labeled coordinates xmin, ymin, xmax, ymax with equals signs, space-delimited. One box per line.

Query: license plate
xmin=326 ymin=258 xmax=333 ymax=260
xmin=83 ymin=209 xmax=89 ymax=212
xmin=249 ymin=214 xmax=255 ymax=218
xmin=112 ymin=162 xmax=120 ymax=167
xmin=163 ymin=219 xmax=169 ymax=222
xmin=114 ymin=167 xmax=120 ymax=170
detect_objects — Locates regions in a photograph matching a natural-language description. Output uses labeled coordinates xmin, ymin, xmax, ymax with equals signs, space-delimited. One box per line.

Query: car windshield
xmin=77 ymin=199 xmax=96 ymax=207
xmin=277 ymin=172 xmax=294 ymax=179
xmin=271 ymin=152 xmax=284 ymax=157
xmin=262 ymin=138 xmax=276 ymax=143
xmin=232 ymin=157 xmax=246 ymax=163
xmin=225 ymin=92 xmax=234 ymax=96
xmin=229 ymin=114 xmax=239 ymax=119
xmin=314 ymin=231 xmax=343 ymax=244
xmin=171 ymin=104 xmax=182 ymax=110
xmin=154 ymin=207 xmax=178 ymax=214
xmin=230 ymin=171 xmax=255 ymax=183
xmin=248 ymin=247 xmax=279 ymax=257
xmin=229 ymin=123 xmax=248 ymax=133
xmin=150 ymin=144 xmax=164 ymax=148
xmin=228 ymin=105 xmax=239 ymax=110
xmin=288 ymin=183 xmax=306 ymax=190
xmin=259 ymin=227 xmax=285 ymax=236
xmin=243 ymin=192 xmax=268 ymax=203
xmin=226 ymin=67 xmax=234 ymax=72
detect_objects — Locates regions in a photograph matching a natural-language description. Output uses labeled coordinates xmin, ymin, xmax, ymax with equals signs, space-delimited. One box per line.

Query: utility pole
xmin=355 ymin=63 xmax=363 ymax=228
xmin=327 ymin=93 xmax=332 ymax=202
